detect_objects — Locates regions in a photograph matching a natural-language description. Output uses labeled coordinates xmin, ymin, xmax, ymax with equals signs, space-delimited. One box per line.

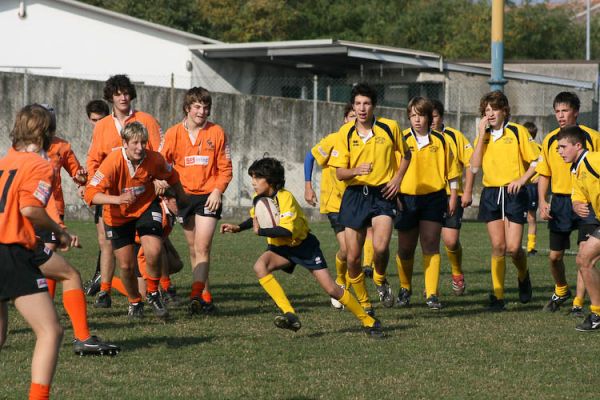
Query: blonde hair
xmin=121 ymin=121 xmax=148 ymax=143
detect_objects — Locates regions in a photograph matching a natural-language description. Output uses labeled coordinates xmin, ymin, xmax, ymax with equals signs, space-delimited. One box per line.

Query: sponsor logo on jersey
xmin=184 ymin=155 xmax=209 ymax=166
xmin=34 ymin=181 xmax=52 ymax=205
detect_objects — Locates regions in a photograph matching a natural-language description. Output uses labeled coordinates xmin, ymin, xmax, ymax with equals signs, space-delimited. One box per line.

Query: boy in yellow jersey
xmin=431 ymin=99 xmax=475 ymax=296
xmin=523 ymin=122 xmax=542 ymax=257
xmin=328 ymin=83 xmax=411 ymax=312
xmin=221 ymin=158 xmax=383 ymax=338
xmin=556 ymin=125 xmax=600 ymax=331
xmin=536 ymin=92 xmax=600 ymax=315
xmin=471 ymin=91 xmax=540 ymax=311
xmin=395 ymin=97 xmax=460 ymax=310
xmin=304 ymin=104 xmax=355 ymax=310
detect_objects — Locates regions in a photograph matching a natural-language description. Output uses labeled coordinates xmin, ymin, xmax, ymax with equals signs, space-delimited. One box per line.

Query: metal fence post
xmin=313 ymin=74 xmax=318 ymax=145
xmin=23 ymin=68 xmax=29 ymax=106
xmin=170 ymin=73 xmax=175 ymax=125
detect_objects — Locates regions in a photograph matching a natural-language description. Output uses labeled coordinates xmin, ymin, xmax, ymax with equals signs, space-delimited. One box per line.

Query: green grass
xmin=1 ymin=221 xmax=598 ymax=399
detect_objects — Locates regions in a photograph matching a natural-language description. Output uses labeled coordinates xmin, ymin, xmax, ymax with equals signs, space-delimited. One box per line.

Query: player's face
xmin=344 ymin=110 xmax=357 ymax=124
xmin=352 ymin=95 xmax=374 ymax=125
xmin=88 ymin=112 xmax=106 ymax=127
xmin=554 ymin=103 xmax=579 ymax=128
xmin=484 ymin=104 xmax=506 ymax=130
xmin=431 ymin=110 xmax=443 ymax=131
xmin=409 ymin=107 xmax=429 ymax=135
xmin=557 ymin=138 xmax=581 ymax=163
xmin=187 ymin=102 xmax=210 ymax=127
xmin=251 ymin=176 xmax=273 ymax=197
xmin=123 ymin=137 xmax=147 ymax=162
xmin=112 ymin=90 xmax=132 ymax=115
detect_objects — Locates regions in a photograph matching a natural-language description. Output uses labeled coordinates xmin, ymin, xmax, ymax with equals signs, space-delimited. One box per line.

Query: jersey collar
xmin=409 ymin=127 xmax=432 ymax=150
xmin=121 ymin=147 xmax=146 ymax=177
xmin=571 ymin=150 xmax=589 ymax=174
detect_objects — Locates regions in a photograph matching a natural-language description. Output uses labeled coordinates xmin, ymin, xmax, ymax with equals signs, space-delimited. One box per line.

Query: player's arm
xmin=572 ymin=177 xmax=590 ymax=218
xmin=508 ymin=134 xmax=541 ymax=194
xmin=382 ymin=136 xmax=412 ymax=199
xmin=146 ymin=117 xmax=162 ymax=151
xmin=206 ymin=133 xmax=233 ymax=212
xmin=84 ymin=159 xmax=134 ymax=206
xmin=537 ymin=174 xmax=552 ymax=220
xmin=470 ymin=117 xmax=490 ymax=173
xmin=304 ymin=150 xmax=317 ymax=206
xmin=21 ymin=206 xmax=79 ymax=249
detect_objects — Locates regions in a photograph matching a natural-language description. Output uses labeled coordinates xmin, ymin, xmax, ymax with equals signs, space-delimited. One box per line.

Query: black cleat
xmin=274 ymin=312 xmax=301 ymax=332
xmin=189 ymin=297 xmax=205 ymax=315
xmin=127 ymin=302 xmax=144 ymax=319
xmin=147 ymin=291 xmax=169 ymax=319
xmin=425 ymin=295 xmax=443 ymax=310
xmin=364 ymin=319 xmax=385 ymax=339
xmin=543 ymin=290 xmax=572 ymax=312
xmin=568 ymin=306 xmax=585 ymax=318
xmin=73 ymin=335 xmax=120 ymax=356
xmin=362 ymin=266 xmax=373 ymax=279
xmin=375 ymin=280 xmax=395 ymax=308
xmin=162 ymin=286 xmax=184 ymax=307
xmin=83 ymin=270 xmax=101 ymax=297
xmin=363 ymin=306 xmax=375 ymax=317
xmin=487 ymin=294 xmax=506 ymax=312
xmin=527 ymin=249 xmax=538 ymax=257
xmin=518 ymin=272 xmax=533 ymax=304
xmin=397 ymin=287 xmax=412 ymax=308
xmin=94 ymin=290 xmax=111 ymax=309
xmin=576 ymin=313 xmax=600 ymax=332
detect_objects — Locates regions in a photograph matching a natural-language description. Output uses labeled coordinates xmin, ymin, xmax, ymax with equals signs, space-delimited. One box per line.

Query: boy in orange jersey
xmin=0 ymin=105 xmax=115 ymax=400
xmin=160 ymin=87 xmax=232 ymax=314
xmin=85 ymin=122 xmax=187 ymax=319
xmin=87 ymin=75 xmax=162 ymax=309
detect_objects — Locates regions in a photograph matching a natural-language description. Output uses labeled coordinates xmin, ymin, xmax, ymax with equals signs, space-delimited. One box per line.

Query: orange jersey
xmin=46 ymin=136 xmax=83 ymax=216
xmin=160 ymin=121 xmax=232 ymax=194
xmin=84 ymin=149 xmax=178 ymax=227
xmin=86 ymin=110 xmax=162 ymax=179
xmin=0 ymin=148 xmax=54 ymax=250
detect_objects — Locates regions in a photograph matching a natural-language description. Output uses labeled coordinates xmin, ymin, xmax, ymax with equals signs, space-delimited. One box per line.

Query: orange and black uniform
xmin=46 ymin=136 xmax=84 ymax=218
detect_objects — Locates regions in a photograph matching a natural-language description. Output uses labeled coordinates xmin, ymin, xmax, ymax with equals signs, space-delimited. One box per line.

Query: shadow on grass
xmin=114 ymin=334 xmax=214 ymax=350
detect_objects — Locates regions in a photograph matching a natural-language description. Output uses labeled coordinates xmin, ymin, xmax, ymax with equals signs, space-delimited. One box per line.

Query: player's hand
xmin=478 ymin=116 xmax=490 ymax=136
xmin=205 ymin=189 xmax=222 ymax=212
xmin=77 ymin=186 xmax=85 ymax=199
xmin=57 ymin=231 xmax=81 ymax=251
xmin=153 ymin=179 xmax=170 ymax=196
xmin=539 ymin=200 xmax=552 ymax=220
xmin=304 ymin=184 xmax=317 ymax=207
xmin=573 ymin=201 xmax=590 ymax=218
xmin=252 ymin=217 xmax=260 ymax=234
xmin=382 ymin=176 xmax=401 ymax=200
xmin=461 ymin=191 xmax=473 ymax=208
xmin=220 ymin=223 xmax=240 ymax=234
xmin=118 ymin=191 xmax=136 ymax=205
xmin=354 ymin=162 xmax=372 ymax=176
xmin=448 ymin=193 xmax=458 ymax=217
xmin=507 ymin=179 xmax=524 ymax=195
xmin=74 ymin=168 xmax=88 ymax=185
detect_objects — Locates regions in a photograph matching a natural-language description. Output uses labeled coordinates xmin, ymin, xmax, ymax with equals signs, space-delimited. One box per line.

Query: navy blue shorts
xmin=267 ymin=233 xmax=327 ymax=274
xmin=178 ymin=194 xmax=222 ymax=225
xmin=478 ymin=186 xmax=528 ymax=224
xmin=0 ymin=244 xmax=52 ymax=301
xmin=525 ymin=183 xmax=538 ymax=212
xmin=395 ymin=190 xmax=446 ymax=231
xmin=105 ymin=200 xmax=163 ymax=250
xmin=443 ymin=196 xmax=464 ymax=230
xmin=339 ymin=185 xmax=397 ymax=230
xmin=548 ymin=194 xmax=598 ymax=233
xmin=327 ymin=213 xmax=345 ymax=234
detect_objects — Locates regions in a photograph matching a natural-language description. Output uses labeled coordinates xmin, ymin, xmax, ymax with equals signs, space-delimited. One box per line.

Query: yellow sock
xmin=347 ymin=272 xmax=371 ymax=308
xmin=491 ymin=255 xmax=506 ymax=299
xmin=338 ymin=289 xmax=376 ymax=327
xmin=445 ymin=245 xmax=463 ymax=276
xmin=372 ymin=269 xmax=386 ymax=287
xmin=555 ymin=284 xmax=569 ymax=297
xmin=363 ymin=238 xmax=374 ymax=268
xmin=590 ymin=305 xmax=600 ymax=315
xmin=335 ymin=255 xmax=347 ymax=287
xmin=513 ymin=252 xmax=528 ymax=282
xmin=527 ymin=234 xmax=536 ymax=252
xmin=573 ymin=296 xmax=584 ymax=308
xmin=396 ymin=255 xmax=414 ymax=290
xmin=423 ymin=254 xmax=441 ymax=298
xmin=259 ymin=274 xmax=294 ymax=314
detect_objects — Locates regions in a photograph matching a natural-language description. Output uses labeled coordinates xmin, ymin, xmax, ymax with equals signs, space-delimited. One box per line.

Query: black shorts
xmin=94 ymin=205 xmax=103 ymax=224
xmin=104 ymin=200 xmax=163 ymax=250
xmin=548 ymin=195 xmax=598 ymax=233
xmin=267 ymin=233 xmax=327 ymax=274
xmin=338 ymin=185 xmax=397 ymax=230
xmin=443 ymin=196 xmax=464 ymax=230
xmin=550 ymin=222 xmax=600 ymax=251
xmin=525 ymin=183 xmax=538 ymax=212
xmin=327 ymin=213 xmax=345 ymax=234
xmin=35 ymin=228 xmax=59 ymax=244
xmin=178 ymin=194 xmax=222 ymax=224
xmin=395 ymin=190 xmax=446 ymax=231
xmin=478 ymin=186 xmax=528 ymax=224
xmin=0 ymin=244 xmax=52 ymax=301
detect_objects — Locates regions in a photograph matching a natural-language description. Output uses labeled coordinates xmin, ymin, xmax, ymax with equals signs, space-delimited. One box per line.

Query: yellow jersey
xmin=571 ymin=151 xmax=600 ymax=216
xmin=443 ymin=125 xmax=474 ymax=196
xmin=311 ymin=132 xmax=347 ymax=214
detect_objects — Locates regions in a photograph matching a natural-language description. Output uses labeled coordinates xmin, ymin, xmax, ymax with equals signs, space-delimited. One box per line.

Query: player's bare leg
xmin=0 ymin=300 xmax=8 ymax=350
xmin=184 ymin=215 xmax=217 ymax=313
xmin=575 ymin=236 xmax=600 ymax=331
xmin=94 ymin=218 xmax=115 ymax=307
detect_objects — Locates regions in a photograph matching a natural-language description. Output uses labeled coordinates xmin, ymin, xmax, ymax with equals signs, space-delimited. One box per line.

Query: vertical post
xmin=23 ymin=68 xmax=29 ymax=106
xmin=489 ymin=0 xmax=507 ymax=91
xmin=170 ymin=73 xmax=175 ymax=125
xmin=457 ymin=84 xmax=462 ymax=132
xmin=313 ymin=75 xmax=318 ymax=145
xmin=586 ymin=0 xmax=591 ymax=61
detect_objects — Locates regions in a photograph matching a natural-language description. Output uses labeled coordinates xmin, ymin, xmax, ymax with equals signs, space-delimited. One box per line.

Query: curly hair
xmin=248 ymin=157 xmax=285 ymax=190
xmin=103 ymin=74 xmax=137 ymax=102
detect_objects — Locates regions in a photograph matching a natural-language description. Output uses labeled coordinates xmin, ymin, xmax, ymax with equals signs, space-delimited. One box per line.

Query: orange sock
xmin=160 ymin=277 xmax=171 ymax=291
xmin=62 ymin=289 xmax=90 ymax=341
xmin=100 ymin=281 xmax=111 ymax=293
xmin=110 ymin=277 xmax=128 ymax=296
xmin=146 ymin=278 xmax=159 ymax=294
xmin=29 ymin=383 xmax=50 ymax=400
xmin=128 ymin=296 xmax=142 ymax=304
xmin=46 ymin=279 xmax=57 ymax=299
xmin=201 ymin=290 xmax=212 ymax=303
xmin=190 ymin=281 xmax=205 ymax=299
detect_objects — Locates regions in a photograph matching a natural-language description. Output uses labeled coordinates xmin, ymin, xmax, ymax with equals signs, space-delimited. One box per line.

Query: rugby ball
xmin=254 ymin=197 xmax=280 ymax=229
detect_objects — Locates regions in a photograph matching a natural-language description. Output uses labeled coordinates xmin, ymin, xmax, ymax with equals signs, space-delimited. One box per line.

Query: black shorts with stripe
xmin=0 ymin=244 xmax=52 ymax=301
xmin=104 ymin=200 xmax=163 ymax=250
xmin=267 ymin=233 xmax=328 ymax=274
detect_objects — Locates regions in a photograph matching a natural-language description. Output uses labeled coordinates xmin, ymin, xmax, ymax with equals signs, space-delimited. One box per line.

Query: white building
xmin=0 ymin=0 xmax=220 ymax=88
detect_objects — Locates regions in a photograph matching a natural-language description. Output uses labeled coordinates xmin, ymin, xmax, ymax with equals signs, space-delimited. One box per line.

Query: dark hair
xmin=183 ymin=87 xmax=212 ymax=116
xmin=86 ymin=99 xmax=110 ymax=118
xmin=523 ymin=121 xmax=538 ymax=139
xmin=407 ymin=96 xmax=433 ymax=128
xmin=557 ymin=124 xmax=587 ymax=148
xmin=162 ymin=187 xmax=176 ymax=198
xmin=431 ymin=99 xmax=444 ymax=117
xmin=248 ymin=157 xmax=285 ymax=190
xmin=350 ymin=82 xmax=377 ymax=106
xmin=37 ymin=103 xmax=57 ymax=135
xmin=553 ymin=92 xmax=580 ymax=112
xmin=103 ymin=74 xmax=137 ymax=102
xmin=10 ymin=104 xmax=53 ymax=150
xmin=479 ymin=90 xmax=510 ymax=120
xmin=343 ymin=103 xmax=354 ymax=118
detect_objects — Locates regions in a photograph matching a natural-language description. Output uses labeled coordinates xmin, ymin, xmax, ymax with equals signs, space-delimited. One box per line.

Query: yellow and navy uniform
xmin=475 ymin=121 xmax=541 ymax=187
xmin=400 ymin=128 xmax=460 ymax=195
xmin=443 ymin=126 xmax=473 ymax=196
xmin=572 ymin=151 xmax=600 ymax=218
xmin=529 ymin=142 xmax=543 ymax=184
xmin=311 ymin=132 xmax=347 ymax=214
xmin=250 ymin=189 xmax=309 ymax=248
xmin=328 ymin=117 xmax=408 ymax=187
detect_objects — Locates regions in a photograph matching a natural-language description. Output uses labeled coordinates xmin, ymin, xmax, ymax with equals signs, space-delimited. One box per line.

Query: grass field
xmin=0 ymin=220 xmax=598 ymax=399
